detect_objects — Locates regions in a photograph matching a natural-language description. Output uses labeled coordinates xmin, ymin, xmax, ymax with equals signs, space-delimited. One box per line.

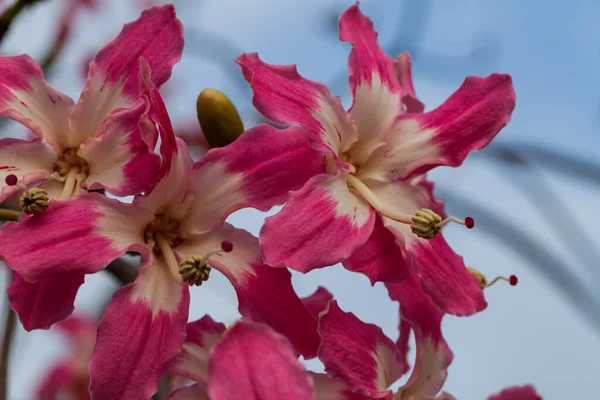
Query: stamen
xmin=433 ymin=215 xmax=475 ymax=229
xmin=154 ymin=232 xmax=184 ymax=285
xmin=5 ymin=174 xmax=29 ymax=193
xmin=20 ymin=188 xmax=49 ymax=215
xmin=467 ymin=267 xmax=518 ymax=290
xmin=60 ymin=167 xmax=79 ymax=200
xmin=221 ymin=240 xmax=233 ymax=253
xmin=178 ymin=241 xmax=233 ymax=286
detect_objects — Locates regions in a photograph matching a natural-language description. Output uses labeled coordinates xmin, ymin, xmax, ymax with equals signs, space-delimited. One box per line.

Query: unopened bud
xmin=196 ymin=88 xmax=244 ymax=148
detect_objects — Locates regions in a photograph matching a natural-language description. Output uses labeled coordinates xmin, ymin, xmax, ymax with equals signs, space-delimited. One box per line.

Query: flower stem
xmin=0 ymin=209 xmax=18 ymax=222
xmin=0 ymin=271 xmax=16 ymax=400
xmin=0 ymin=0 xmax=45 ymax=43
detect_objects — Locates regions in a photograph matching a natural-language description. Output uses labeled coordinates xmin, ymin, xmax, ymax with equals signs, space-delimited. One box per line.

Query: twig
xmin=0 ymin=271 xmax=15 ymax=400
xmin=105 ymin=258 xmax=138 ymax=286
xmin=0 ymin=209 xmax=18 ymax=222
xmin=0 ymin=0 xmax=45 ymax=43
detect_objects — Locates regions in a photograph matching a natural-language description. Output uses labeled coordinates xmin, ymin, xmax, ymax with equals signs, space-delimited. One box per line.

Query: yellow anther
xmin=410 ymin=209 xmax=442 ymax=239
xmin=467 ymin=267 xmax=488 ymax=290
xmin=20 ymin=188 xmax=49 ymax=215
xmin=179 ymin=256 xmax=212 ymax=286
xmin=467 ymin=266 xmax=518 ymax=289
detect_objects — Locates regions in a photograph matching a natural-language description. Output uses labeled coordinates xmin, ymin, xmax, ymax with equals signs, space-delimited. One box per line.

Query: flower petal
xmin=342 ymin=215 xmax=409 ymax=285
xmin=181 ymin=124 xmax=324 ymax=235
xmin=236 ymin=52 xmax=356 ymax=153
xmin=0 ymin=193 xmax=152 ymax=281
xmin=396 ymin=52 xmax=424 ymax=114
xmin=360 ymin=73 xmax=515 ymax=182
xmin=0 ymin=55 xmax=74 ymax=150
xmin=208 ymin=321 xmax=314 ymax=400
xmin=339 ymin=4 xmax=403 ymax=164
xmin=68 ymin=4 xmax=183 ymax=146
xmin=167 ymin=384 xmax=210 ymax=400
xmin=318 ymin=301 xmax=405 ymax=398
xmin=310 ymin=372 xmax=364 ymax=400
xmin=89 ymin=255 xmax=190 ymax=400
xmin=488 ymin=385 xmax=542 ymax=400
xmin=35 ymin=361 xmax=78 ymax=400
xmin=8 ymin=271 xmax=85 ymax=331
xmin=176 ymin=224 xmax=321 ymax=359
xmin=168 ymin=315 xmax=226 ymax=385
xmin=0 ymin=138 xmax=56 ymax=203
xmin=301 ymin=287 xmax=333 ymax=319
xmin=260 ymin=172 xmax=375 ymax=272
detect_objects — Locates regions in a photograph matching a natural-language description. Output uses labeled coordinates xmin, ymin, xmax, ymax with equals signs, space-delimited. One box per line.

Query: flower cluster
xmin=0 ymin=2 xmax=542 ymax=400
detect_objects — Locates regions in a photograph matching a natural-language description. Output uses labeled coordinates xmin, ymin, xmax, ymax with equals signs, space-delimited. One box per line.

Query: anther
xmin=411 ymin=209 xmax=442 ymax=239
xmin=20 ymin=188 xmax=49 ymax=215
xmin=467 ymin=267 xmax=518 ymax=290
xmin=179 ymin=256 xmax=212 ymax=286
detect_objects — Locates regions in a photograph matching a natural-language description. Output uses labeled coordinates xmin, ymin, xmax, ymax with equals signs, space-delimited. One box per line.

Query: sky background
xmin=0 ymin=0 xmax=599 ymax=399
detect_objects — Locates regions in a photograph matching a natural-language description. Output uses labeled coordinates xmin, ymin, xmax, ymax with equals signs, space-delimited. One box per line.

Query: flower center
xmin=54 ymin=148 xmax=90 ymax=200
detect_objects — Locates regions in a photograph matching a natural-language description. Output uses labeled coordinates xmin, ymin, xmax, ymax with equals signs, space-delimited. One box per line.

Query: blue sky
xmin=2 ymin=0 xmax=599 ymax=398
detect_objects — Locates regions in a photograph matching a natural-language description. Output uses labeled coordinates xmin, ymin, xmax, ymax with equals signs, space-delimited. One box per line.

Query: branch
xmin=0 ymin=272 xmax=15 ymax=400
xmin=0 ymin=209 xmax=18 ymax=222
xmin=0 ymin=0 xmax=45 ymax=44
xmin=105 ymin=258 xmax=138 ymax=286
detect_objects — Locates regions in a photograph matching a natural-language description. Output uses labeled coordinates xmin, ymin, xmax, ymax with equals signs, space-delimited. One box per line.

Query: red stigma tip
xmin=4 ymin=174 xmax=17 ymax=186
xmin=509 ymin=275 xmax=518 ymax=286
xmin=465 ymin=217 xmax=475 ymax=229
xmin=221 ymin=240 xmax=233 ymax=253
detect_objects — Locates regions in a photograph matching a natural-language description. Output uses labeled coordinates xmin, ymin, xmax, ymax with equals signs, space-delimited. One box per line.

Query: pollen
xmin=20 ymin=188 xmax=49 ymax=215
xmin=179 ymin=256 xmax=212 ymax=286
xmin=410 ymin=209 xmax=442 ymax=239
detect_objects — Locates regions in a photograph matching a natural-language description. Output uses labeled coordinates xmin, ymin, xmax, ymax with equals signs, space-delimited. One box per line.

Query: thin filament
xmin=154 ymin=232 xmax=184 ymax=285
xmin=60 ymin=167 xmax=79 ymax=200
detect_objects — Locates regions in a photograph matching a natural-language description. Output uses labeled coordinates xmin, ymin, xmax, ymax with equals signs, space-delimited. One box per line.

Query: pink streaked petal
xmin=488 ymin=385 xmax=543 ymax=400
xmin=208 ymin=321 xmax=314 ymax=400
xmin=339 ymin=4 xmax=403 ymax=165
xmin=236 ymin=52 xmax=356 ymax=154
xmin=301 ymin=287 xmax=333 ymax=319
xmin=0 ymin=138 xmax=56 ymax=203
xmin=310 ymin=372 xmax=365 ymax=400
xmin=260 ymin=172 xmax=375 ymax=272
xmin=361 ymin=74 xmax=515 ymax=182
xmin=89 ymin=256 xmax=190 ymax=400
xmin=397 ymin=319 xmax=411 ymax=375
xmin=8 ymin=271 xmax=85 ymax=331
xmin=342 ymin=215 xmax=409 ymax=285
xmin=78 ymin=99 xmax=161 ymax=196
xmin=69 ymin=5 xmax=183 ymax=146
xmin=168 ymin=315 xmax=226 ymax=385
xmin=0 ymin=193 xmax=152 ymax=281
xmin=318 ymin=301 xmax=404 ymax=398
xmin=409 ymin=174 xmax=446 ymax=218
xmin=182 ymin=124 xmax=324 ymax=235
xmin=0 ymin=55 xmax=74 ymax=151
xmin=396 ymin=52 xmax=425 ymax=114
xmin=176 ymin=224 xmax=321 ymax=359
xmin=167 ymin=384 xmax=210 ymax=400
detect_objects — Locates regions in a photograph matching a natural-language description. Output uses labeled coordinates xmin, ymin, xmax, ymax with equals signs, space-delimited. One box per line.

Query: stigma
xmin=5 ymin=174 xmax=49 ymax=215
xmin=467 ymin=267 xmax=518 ymax=290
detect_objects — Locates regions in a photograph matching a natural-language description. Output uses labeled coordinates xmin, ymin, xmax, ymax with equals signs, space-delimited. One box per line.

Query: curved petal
xmin=260 ymin=172 xmax=375 ymax=272
xmin=236 ymin=52 xmax=356 ymax=154
xmin=89 ymin=255 xmax=190 ymax=400
xmin=167 ymin=384 xmax=210 ymax=400
xmin=168 ymin=315 xmax=226 ymax=385
xmin=342 ymin=215 xmax=409 ymax=285
xmin=360 ymin=73 xmax=515 ymax=182
xmin=0 ymin=193 xmax=153 ymax=281
xmin=310 ymin=373 xmax=365 ymax=400
xmin=8 ymin=271 xmax=85 ymax=331
xmin=176 ymin=224 xmax=321 ymax=359
xmin=318 ymin=301 xmax=404 ymax=398
xmin=339 ymin=4 xmax=403 ymax=164
xmin=181 ymin=124 xmax=324 ymax=235
xmin=396 ymin=52 xmax=425 ymax=114
xmin=69 ymin=4 xmax=183 ymax=146
xmin=79 ymin=99 xmax=161 ymax=196
xmin=0 ymin=138 xmax=56 ymax=203
xmin=208 ymin=321 xmax=314 ymax=400
xmin=301 ymin=287 xmax=333 ymax=319
xmin=488 ymin=385 xmax=542 ymax=400
xmin=0 ymin=55 xmax=74 ymax=151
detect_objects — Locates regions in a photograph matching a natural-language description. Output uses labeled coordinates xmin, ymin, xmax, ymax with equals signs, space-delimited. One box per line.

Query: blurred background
xmin=0 ymin=0 xmax=599 ymax=398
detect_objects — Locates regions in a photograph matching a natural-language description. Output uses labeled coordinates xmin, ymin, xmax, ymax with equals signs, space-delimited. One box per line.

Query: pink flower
xmin=236 ymin=2 xmax=515 ymax=316
xmin=488 ymin=385 xmax=542 ymax=400
xmin=0 ymin=63 xmax=324 ymax=399
xmin=0 ymin=5 xmax=182 ymax=204
xmin=35 ymin=315 xmax=97 ymax=400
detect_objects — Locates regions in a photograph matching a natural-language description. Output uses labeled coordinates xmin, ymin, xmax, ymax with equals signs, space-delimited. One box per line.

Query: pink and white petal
xmin=168 ymin=315 xmax=226 ymax=385
xmin=310 ymin=373 xmax=365 ymax=400
xmin=176 ymin=224 xmax=321 ymax=359
xmin=0 ymin=193 xmax=153 ymax=282
xmin=208 ymin=321 xmax=314 ymax=400
xmin=89 ymin=255 xmax=190 ymax=400
xmin=318 ymin=301 xmax=404 ymax=398
xmin=396 ymin=52 xmax=425 ymax=114
xmin=78 ymin=99 xmax=161 ymax=196
xmin=339 ymin=4 xmax=404 ymax=164
xmin=8 ymin=271 xmax=85 ymax=331
xmin=167 ymin=384 xmax=210 ymax=400
xmin=236 ymin=52 xmax=356 ymax=154
xmin=301 ymin=287 xmax=333 ymax=319
xmin=0 ymin=55 xmax=74 ymax=151
xmin=409 ymin=174 xmax=445 ymax=218
xmin=0 ymin=138 xmax=56 ymax=203
xmin=181 ymin=124 xmax=324 ymax=235
xmin=360 ymin=73 xmax=515 ymax=182
xmin=69 ymin=5 xmax=183 ymax=146
xmin=35 ymin=361 xmax=77 ymax=400
xmin=342 ymin=215 xmax=409 ymax=285
xmin=260 ymin=172 xmax=375 ymax=272
xmin=397 ymin=319 xmax=411 ymax=374
xmin=488 ymin=385 xmax=542 ymax=400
